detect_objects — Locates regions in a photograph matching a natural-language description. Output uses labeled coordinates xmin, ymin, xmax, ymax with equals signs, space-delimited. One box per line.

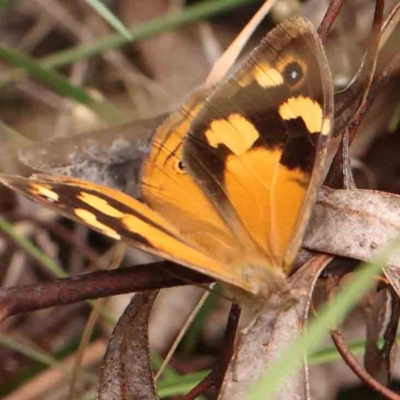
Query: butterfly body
xmin=0 ymin=17 xmax=333 ymax=303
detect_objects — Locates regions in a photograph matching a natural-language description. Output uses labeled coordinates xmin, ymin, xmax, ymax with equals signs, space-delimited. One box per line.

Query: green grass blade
xmin=83 ymin=0 xmax=131 ymax=39
xmin=78 ymin=391 xmax=96 ymax=400
xmin=248 ymin=240 xmax=399 ymax=399
xmin=151 ymin=352 xmax=180 ymax=381
xmin=157 ymin=371 xmax=208 ymax=398
xmin=0 ymin=120 xmax=31 ymax=144
xmin=0 ymin=215 xmax=67 ymax=277
xmin=4 ymin=0 xmax=257 ymax=79
xmin=0 ymin=0 xmax=17 ymax=11
xmin=389 ymin=103 xmax=400 ymax=132
xmin=309 ymin=339 xmax=365 ymax=365
xmin=309 ymin=336 xmax=400 ymax=365
xmin=0 ymin=334 xmax=58 ymax=367
xmin=0 ymin=47 xmax=123 ymax=123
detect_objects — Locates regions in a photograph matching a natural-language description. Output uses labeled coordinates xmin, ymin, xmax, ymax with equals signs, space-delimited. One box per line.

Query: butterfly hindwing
xmin=0 ymin=174 xmax=254 ymax=292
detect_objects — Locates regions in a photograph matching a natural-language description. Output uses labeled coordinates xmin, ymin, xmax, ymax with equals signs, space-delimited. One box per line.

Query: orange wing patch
xmin=141 ymin=91 xmax=249 ymax=265
xmin=279 ymin=96 xmax=323 ymax=134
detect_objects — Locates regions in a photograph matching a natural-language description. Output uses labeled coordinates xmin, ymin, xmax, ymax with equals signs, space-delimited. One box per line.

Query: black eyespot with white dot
xmin=282 ymin=61 xmax=304 ymax=86
xmin=178 ymin=160 xmax=185 ymax=170
xmin=174 ymin=159 xmax=186 ymax=174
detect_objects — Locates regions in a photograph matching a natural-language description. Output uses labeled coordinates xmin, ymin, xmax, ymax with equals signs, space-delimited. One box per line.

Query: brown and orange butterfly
xmin=0 ymin=17 xmax=333 ymax=302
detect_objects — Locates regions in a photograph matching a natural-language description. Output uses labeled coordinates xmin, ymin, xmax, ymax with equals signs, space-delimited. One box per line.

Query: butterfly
xmin=0 ymin=17 xmax=333 ymax=303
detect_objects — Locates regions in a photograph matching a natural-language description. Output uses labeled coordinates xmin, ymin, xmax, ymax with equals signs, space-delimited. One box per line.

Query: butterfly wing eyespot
xmin=174 ymin=159 xmax=186 ymax=174
xmin=274 ymin=55 xmax=308 ymax=89
xmin=282 ymin=61 xmax=304 ymax=86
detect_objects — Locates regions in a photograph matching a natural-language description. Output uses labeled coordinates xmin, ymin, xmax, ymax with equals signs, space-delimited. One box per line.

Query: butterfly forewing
xmin=183 ymin=17 xmax=333 ymax=275
xmin=141 ymin=89 xmax=259 ymax=271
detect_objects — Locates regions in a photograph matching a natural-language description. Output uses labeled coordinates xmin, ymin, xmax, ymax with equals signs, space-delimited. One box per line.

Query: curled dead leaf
xmin=219 ymin=255 xmax=333 ymax=400
xmin=97 ymin=291 xmax=158 ymax=400
xmin=306 ymin=186 xmax=400 ymax=268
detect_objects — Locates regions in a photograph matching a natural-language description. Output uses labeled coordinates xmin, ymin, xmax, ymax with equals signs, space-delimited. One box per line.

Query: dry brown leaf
xmin=97 ymin=291 xmax=158 ymax=400
xmin=219 ymin=255 xmax=333 ymax=400
xmin=384 ymin=267 xmax=400 ymax=298
xmin=305 ymin=186 xmax=400 ymax=267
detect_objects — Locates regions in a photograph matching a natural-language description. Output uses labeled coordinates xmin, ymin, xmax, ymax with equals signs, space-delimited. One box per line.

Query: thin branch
xmin=317 ymin=0 xmax=345 ymax=41
xmin=184 ymin=371 xmax=214 ymax=400
xmin=379 ymin=290 xmax=400 ymax=382
xmin=185 ymin=303 xmax=241 ymax=399
xmin=347 ymin=0 xmax=384 ymax=142
xmin=327 ymin=0 xmax=387 ymax=188
xmin=326 ymin=268 xmax=400 ymax=399
xmin=332 ymin=0 xmax=385 ymax=138
xmin=0 ymin=262 xmax=212 ymax=321
xmin=331 ymin=329 xmax=400 ymax=400
xmin=215 ymin=303 xmax=241 ymax=395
